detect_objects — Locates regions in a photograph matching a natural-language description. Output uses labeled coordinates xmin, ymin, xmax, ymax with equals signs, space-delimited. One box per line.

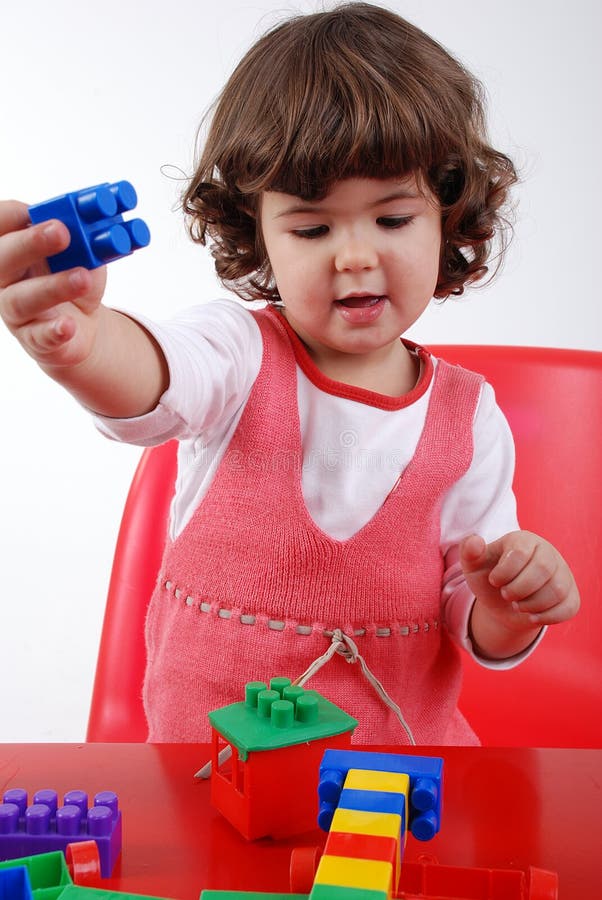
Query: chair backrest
xmin=87 ymin=440 xmax=177 ymax=742
xmin=87 ymin=345 xmax=602 ymax=746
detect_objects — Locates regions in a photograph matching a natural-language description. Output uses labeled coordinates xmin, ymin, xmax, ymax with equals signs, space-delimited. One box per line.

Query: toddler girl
xmin=0 ymin=3 xmax=579 ymax=744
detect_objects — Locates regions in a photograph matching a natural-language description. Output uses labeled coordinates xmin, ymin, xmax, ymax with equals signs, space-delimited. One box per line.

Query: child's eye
xmin=377 ymin=216 xmax=414 ymax=228
xmin=292 ymin=226 xmax=329 ymax=239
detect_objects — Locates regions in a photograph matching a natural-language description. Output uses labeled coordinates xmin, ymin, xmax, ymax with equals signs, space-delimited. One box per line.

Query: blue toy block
xmin=0 ymin=865 xmax=33 ymax=900
xmin=318 ymin=750 xmax=442 ymax=842
xmin=28 ymin=181 xmax=150 ymax=272
xmin=0 ymin=788 xmax=122 ymax=877
xmin=338 ymin=788 xmax=407 ymax=821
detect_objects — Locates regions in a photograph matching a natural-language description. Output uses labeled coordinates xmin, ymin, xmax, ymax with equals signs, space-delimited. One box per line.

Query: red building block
xmin=324 ymin=832 xmax=399 ymax=886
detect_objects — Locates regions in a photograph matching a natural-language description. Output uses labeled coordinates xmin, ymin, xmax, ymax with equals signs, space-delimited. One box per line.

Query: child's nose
xmin=334 ymin=236 xmax=378 ymax=272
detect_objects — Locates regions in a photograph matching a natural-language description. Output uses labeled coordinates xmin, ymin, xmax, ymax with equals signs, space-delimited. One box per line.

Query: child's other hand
xmin=0 ymin=200 xmax=107 ymax=371
xmin=460 ymin=530 xmax=580 ymax=630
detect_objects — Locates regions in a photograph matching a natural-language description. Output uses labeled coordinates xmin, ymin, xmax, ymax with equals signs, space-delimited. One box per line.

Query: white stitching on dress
xmin=163 ymin=581 xmax=439 ymax=636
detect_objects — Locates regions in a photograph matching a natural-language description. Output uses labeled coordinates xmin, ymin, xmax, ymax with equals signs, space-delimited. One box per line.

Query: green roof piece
xmin=208 ymin=677 xmax=357 ymax=759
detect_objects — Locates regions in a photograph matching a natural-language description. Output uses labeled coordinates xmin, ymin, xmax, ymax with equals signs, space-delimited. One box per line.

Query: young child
xmin=0 ymin=3 xmax=579 ymax=745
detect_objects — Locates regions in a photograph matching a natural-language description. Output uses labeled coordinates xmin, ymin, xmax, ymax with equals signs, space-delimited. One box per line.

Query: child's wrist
xmin=468 ymin=599 xmax=543 ymax=661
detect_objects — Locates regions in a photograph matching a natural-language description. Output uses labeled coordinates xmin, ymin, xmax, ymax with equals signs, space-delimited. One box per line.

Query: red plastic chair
xmin=86 ymin=346 xmax=602 ymax=746
xmin=87 ymin=440 xmax=178 ymax=742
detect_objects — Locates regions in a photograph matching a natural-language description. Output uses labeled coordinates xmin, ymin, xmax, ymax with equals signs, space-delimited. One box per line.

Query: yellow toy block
xmin=314 ymin=854 xmax=393 ymax=897
xmin=330 ymin=806 xmax=405 ymax=888
xmin=344 ymin=769 xmax=410 ymax=796
xmin=330 ymin=807 xmax=401 ymax=840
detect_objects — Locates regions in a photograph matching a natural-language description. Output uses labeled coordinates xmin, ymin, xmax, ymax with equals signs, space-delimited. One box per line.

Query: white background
xmin=0 ymin=0 xmax=600 ymax=740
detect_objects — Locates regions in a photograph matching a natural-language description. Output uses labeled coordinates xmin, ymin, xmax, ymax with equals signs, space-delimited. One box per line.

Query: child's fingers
xmin=486 ymin=535 xmax=539 ymax=588
xmin=22 ymin=314 xmax=77 ymax=357
xmin=502 ymin=562 xmax=562 ymax=606
xmin=0 ymin=200 xmax=31 ymax=236
xmin=511 ymin=580 xmax=580 ymax=625
xmin=459 ymin=533 xmax=487 ymax=563
xmin=1 ymin=267 xmax=93 ymax=331
xmin=460 ymin=532 xmax=531 ymax=581
xmin=459 ymin=533 xmax=503 ymax=574
xmin=0 ymin=217 xmax=70 ymax=288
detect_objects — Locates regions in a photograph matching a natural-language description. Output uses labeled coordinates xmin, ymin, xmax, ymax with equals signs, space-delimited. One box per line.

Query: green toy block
xmin=0 ymin=851 xmax=71 ymax=898
xmin=309 ymin=886 xmax=387 ymax=900
xmin=0 ymin=851 xmax=174 ymax=900
xmin=55 ymin=887 xmax=175 ymax=899
xmin=208 ymin=677 xmax=357 ymax=760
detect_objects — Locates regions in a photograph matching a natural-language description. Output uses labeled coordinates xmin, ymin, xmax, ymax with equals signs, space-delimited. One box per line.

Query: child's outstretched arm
xmin=0 ymin=200 xmax=168 ymax=417
xmin=460 ymin=531 xmax=580 ymax=660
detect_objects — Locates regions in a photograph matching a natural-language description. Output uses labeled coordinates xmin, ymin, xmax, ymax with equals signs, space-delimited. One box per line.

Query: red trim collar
xmin=266 ymin=306 xmax=434 ymax=411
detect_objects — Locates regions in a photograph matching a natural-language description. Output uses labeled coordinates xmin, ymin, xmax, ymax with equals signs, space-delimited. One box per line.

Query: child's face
xmin=260 ymin=176 xmax=441 ymax=368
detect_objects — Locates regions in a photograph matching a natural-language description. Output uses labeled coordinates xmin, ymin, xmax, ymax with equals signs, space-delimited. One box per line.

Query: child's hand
xmin=460 ymin=530 xmax=580 ymax=632
xmin=0 ymin=200 xmax=107 ymax=371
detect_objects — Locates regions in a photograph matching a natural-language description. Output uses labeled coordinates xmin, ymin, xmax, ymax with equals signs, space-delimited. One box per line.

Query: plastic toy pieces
xmin=203 ymin=862 xmax=559 ymax=900
xmin=207 ymin=676 xmax=357 ymax=841
xmin=0 ymin=849 xmax=174 ymax=899
xmin=0 ymin=848 xmax=72 ymax=894
xmin=288 ymin=847 xmax=559 ymax=900
xmin=0 ymin=864 xmax=31 ymax=899
xmin=208 ymin=677 xmax=357 ymax=759
xmin=0 ymin=788 xmax=122 ymax=878
xmin=28 ymin=181 xmax=150 ymax=272
xmin=318 ymin=749 xmax=442 ymax=842
xmin=399 ymin=858 xmax=559 ymax=900
xmin=312 ymin=760 xmax=417 ymax=900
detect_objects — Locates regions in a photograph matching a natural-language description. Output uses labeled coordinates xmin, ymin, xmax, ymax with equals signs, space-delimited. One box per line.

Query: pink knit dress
xmin=143 ymin=307 xmax=484 ymax=744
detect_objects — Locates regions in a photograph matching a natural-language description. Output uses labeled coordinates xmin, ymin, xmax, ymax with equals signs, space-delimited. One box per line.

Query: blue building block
xmin=317 ymin=750 xmax=442 ymax=842
xmin=338 ymin=788 xmax=407 ymax=820
xmin=0 ymin=788 xmax=121 ymax=878
xmin=28 ymin=181 xmax=150 ymax=272
xmin=0 ymin=865 xmax=33 ymax=900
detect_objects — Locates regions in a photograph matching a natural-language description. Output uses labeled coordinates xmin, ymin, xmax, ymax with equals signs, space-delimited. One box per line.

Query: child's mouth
xmin=335 ymin=295 xmax=387 ymax=323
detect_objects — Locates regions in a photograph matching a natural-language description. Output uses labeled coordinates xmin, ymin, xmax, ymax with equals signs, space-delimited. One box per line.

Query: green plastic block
xmin=309 ymin=885 xmax=388 ymax=900
xmin=56 ymin=887 xmax=175 ymax=899
xmin=208 ymin=677 xmax=357 ymax=759
xmin=0 ymin=851 xmax=72 ymax=896
xmin=0 ymin=853 xmax=174 ymax=900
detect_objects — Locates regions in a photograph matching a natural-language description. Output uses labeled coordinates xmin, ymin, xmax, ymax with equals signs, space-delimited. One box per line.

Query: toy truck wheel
xmin=289 ymin=845 xmax=322 ymax=893
xmin=66 ymin=840 xmax=102 ymax=885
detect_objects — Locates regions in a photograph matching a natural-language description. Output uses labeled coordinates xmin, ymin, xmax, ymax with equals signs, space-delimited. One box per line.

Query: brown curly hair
xmin=183 ymin=3 xmax=518 ymax=302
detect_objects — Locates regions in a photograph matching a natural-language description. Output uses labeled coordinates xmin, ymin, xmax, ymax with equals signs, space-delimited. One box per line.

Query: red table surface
xmin=0 ymin=743 xmax=599 ymax=900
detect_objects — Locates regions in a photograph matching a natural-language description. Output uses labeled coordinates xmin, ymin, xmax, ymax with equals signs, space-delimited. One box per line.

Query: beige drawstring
xmin=195 ymin=627 xmax=415 ymax=779
xmin=293 ymin=628 xmax=415 ymax=745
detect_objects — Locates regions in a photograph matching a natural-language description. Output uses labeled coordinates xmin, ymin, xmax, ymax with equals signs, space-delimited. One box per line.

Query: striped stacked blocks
xmin=312 ymin=749 xmax=443 ymax=900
